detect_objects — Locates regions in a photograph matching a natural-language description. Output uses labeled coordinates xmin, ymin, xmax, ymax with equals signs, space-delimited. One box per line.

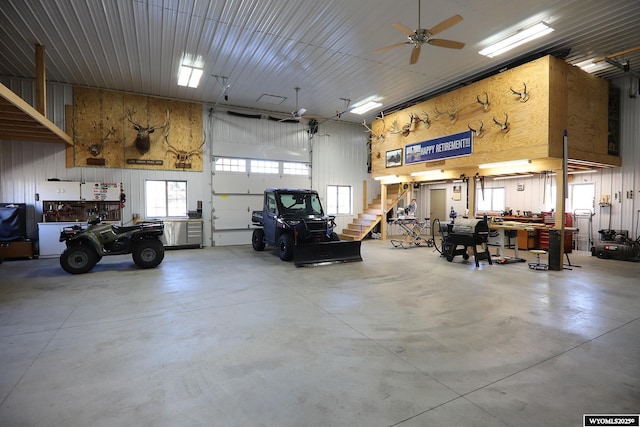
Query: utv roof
xmin=266 ymin=188 xmax=318 ymax=193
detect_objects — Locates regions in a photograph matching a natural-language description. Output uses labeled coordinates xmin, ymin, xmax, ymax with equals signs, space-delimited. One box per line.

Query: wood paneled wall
xmin=73 ymin=87 xmax=203 ymax=171
xmin=370 ymin=55 xmax=615 ymax=178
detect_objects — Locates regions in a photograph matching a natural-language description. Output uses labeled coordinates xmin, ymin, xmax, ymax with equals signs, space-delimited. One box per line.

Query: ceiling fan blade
xmin=410 ymin=45 xmax=422 ymax=65
xmin=391 ymin=22 xmax=415 ymax=37
xmin=373 ymin=41 xmax=410 ymax=54
xmin=296 ymin=108 xmax=307 ymax=117
xmin=428 ymin=38 xmax=465 ymax=49
xmin=428 ymin=14 xmax=463 ymax=36
xmin=278 ymin=116 xmax=299 ymax=123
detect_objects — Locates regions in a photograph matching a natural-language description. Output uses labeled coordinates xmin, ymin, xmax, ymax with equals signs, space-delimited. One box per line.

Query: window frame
xmin=326 ymin=185 xmax=352 ymax=216
xmin=475 ymin=187 xmax=506 ymax=212
xmin=145 ymin=179 xmax=188 ymax=218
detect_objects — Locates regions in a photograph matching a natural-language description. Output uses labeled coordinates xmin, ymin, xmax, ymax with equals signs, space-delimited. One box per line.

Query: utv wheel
xmin=60 ymin=245 xmax=99 ymax=274
xmin=132 ymin=239 xmax=165 ymax=268
xmin=252 ymin=229 xmax=266 ymax=251
xmin=277 ymin=234 xmax=294 ymax=261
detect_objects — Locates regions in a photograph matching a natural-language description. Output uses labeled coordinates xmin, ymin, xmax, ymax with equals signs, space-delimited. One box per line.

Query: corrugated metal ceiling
xmin=0 ymin=0 xmax=639 ymax=124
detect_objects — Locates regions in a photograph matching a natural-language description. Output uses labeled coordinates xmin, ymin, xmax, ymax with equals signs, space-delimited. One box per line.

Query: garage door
xmin=211 ymin=165 xmax=311 ymax=246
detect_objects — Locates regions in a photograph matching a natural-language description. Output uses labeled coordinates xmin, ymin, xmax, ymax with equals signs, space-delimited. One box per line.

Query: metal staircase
xmin=338 ymin=184 xmax=408 ymax=241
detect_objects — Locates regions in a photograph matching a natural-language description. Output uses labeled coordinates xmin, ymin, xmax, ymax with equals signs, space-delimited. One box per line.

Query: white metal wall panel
xmin=311 ymin=120 xmax=373 ymax=232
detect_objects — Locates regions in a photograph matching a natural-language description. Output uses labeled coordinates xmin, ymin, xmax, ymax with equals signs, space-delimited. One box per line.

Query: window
xmin=569 ymin=183 xmax=595 ymax=213
xmin=215 ymin=157 xmax=246 ymax=172
xmin=327 ymin=185 xmax=352 ymax=215
xmin=145 ymin=180 xmax=187 ymax=218
xmin=250 ymin=160 xmax=279 ymax=174
xmin=283 ymin=162 xmax=309 ymax=176
xmin=279 ymin=191 xmax=323 ymax=215
xmin=266 ymin=192 xmax=276 ymax=214
xmin=476 ymin=187 xmax=505 ymax=212
xmin=543 ymin=184 xmax=557 ymax=212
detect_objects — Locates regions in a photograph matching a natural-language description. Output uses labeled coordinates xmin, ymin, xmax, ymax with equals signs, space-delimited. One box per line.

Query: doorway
xmin=430 ymin=188 xmax=447 ymax=225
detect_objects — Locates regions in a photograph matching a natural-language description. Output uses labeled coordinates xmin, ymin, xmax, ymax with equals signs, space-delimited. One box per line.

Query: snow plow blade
xmin=293 ymin=240 xmax=362 ymax=267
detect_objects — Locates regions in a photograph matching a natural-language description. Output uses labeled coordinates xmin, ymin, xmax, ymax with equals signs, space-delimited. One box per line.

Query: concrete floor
xmin=0 ymin=240 xmax=639 ymax=427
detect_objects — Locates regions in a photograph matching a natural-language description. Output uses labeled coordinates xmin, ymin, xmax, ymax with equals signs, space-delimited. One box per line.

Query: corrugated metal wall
xmin=0 ymin=77 xmax=209 ymax=244
xmin=309 ymin=120 xmax=374 ymax=232
xmin=207 ymin=108 xmax=374 ymax=243
xmin=1 ymin=75 xmax=637 ymax=249
xmin=0 ymin=78 xmax=376 ymax=248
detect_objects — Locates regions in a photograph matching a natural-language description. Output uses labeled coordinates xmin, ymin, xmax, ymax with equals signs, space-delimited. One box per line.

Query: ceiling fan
xmin=373 ymin=0 xmax=465 ymax=65
xmin=278 ymin=87 xmax=321 ymax=123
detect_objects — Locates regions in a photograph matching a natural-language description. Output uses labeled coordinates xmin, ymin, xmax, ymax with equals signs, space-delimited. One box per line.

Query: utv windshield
xmin=278 ymin=192 xmax=324 ymax=216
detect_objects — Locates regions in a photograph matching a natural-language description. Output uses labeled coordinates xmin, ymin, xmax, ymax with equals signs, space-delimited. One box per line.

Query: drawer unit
xmin=0 ymin=240 xmax=34 ymax=259
xmin=161 ymin=220 xmax=203 ymax=248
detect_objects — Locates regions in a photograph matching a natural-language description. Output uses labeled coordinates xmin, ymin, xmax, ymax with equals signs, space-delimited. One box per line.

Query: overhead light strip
xmin=568 ymin=169 xmax=596 ymax=175
xmin=410 ymin=169 xmax=444 ymax=177
xmin=493 ymin=174 xmax=534 ymax=181
xmin=479 ymin=22 xmax=554 ymax=58
xmin=351 ymin=101 xmax=383 ymax=115
xmin=478 ymin=159 xmax=531 ymax=169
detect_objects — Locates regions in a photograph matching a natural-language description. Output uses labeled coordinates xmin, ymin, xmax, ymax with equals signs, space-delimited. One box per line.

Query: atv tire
xmin=277 ymin=233 xmax=294 ymax=261
xmin=252 ymin=229 xmax=266 ymax=251
xmin=60 ymin=245 xmax=99 ymax=274
xmin=132 ymin=239 xmax=165 ymax=268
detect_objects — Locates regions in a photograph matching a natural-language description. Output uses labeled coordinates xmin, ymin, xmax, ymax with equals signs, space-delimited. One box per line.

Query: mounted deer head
xmin=85 ymin=121 xmax=117 ymax=157
xmin=127 ymin=109 xmax=169 ymax=154
xmin=164 ymin=130 xmax=205 ymax=169
xmin=468 ymin=121 xmax=484 ymax=138
xmin=510 ymin=82 xmax=529 ymax=102
xmin=434 ymin=104 xmax=457 ymax=124
xmin=476 ymin=92 xmax=490 ymax=111
xmin=493 ymin=114 xmax=509 ymax=133
xmin=401 ymin=113 xmax=419 ymax=137
xmin=420 ymin=111 xmax=431 ymax=128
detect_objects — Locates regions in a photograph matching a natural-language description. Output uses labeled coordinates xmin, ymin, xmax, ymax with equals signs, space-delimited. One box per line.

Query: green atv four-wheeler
xmin=58 ymin=216 xmax=165 ymax=274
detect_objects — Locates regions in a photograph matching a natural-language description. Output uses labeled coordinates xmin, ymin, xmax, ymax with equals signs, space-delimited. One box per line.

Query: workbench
xmin=489 ymin=222 xmax=541 ymax=264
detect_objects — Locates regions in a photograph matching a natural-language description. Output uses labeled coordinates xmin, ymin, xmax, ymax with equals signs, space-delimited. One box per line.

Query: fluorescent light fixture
xmin=479 ymin=159 xmax=531 ymax=169
xmin=421 ymin=180 xmax=448 ymax=185
xmin=178 ymin=65 xmax=203 ymax=88
xmin=374 ymin=175 xmax=398 ymax=181
xmin=410 ymin=169 xmax=444 ymax=177
xmin=351 ymin=101 xmax=383 ymax=115
xmin=178 ymin=54 xmax=205 ymax=88
xmin=493 ymin=174 xmax=534 ymax=181
xmin=568 ymin=169 xmax=596 ymax=175
xmin=479 ymin=22 xmax=554 ymax=58
xmin=574 ymin=59 xmax=611 ymax=74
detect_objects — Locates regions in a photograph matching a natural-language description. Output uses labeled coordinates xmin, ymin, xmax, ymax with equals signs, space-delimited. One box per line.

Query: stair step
xmin=342 ymin=228 xmax=362 ymax=237
xmin=338 ymin=234 xmax=357 ymax=241
xmin=359 ymin=213 xmax=378 ymax=220
xmin=348 ymin=223 xmax=367 ymax=231
xmin=354 ymin=218 xmax=373 ymax=225
xmin=364 ymin=208 xmax=383 ymax=215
